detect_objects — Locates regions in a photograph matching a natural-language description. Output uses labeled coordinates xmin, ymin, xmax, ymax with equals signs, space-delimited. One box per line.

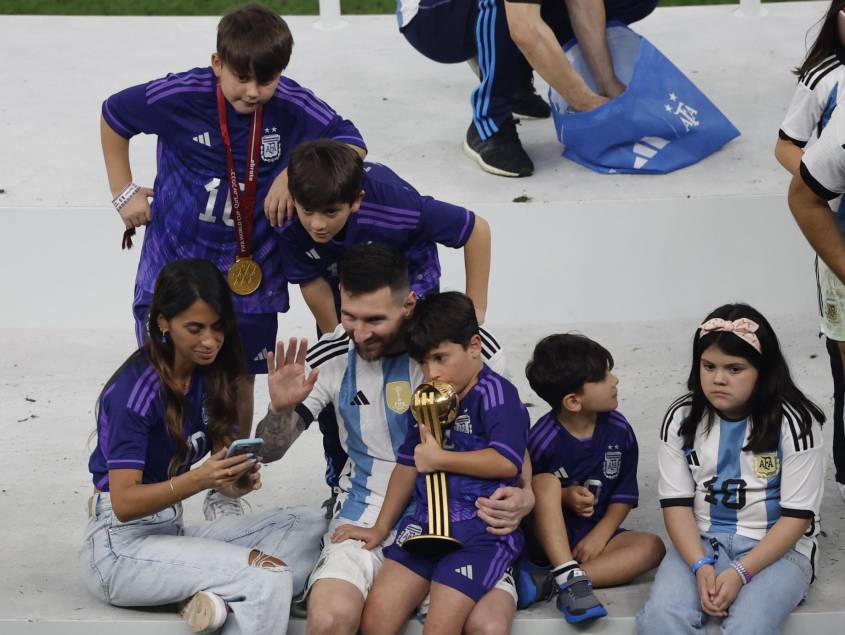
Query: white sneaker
xmin=180 ymin=591 xmax=228 ymax=633
xmin=203 ymin=490 xmax=250 ymax=521
xmin=837 ymin=481 xmax=845 ymax=502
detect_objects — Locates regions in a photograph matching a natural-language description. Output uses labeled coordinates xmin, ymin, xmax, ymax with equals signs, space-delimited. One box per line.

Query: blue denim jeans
xmin=636 ymin=532 xmax=812 ymax=635
xmin=79 ymin=493 xmax=327 ymax=635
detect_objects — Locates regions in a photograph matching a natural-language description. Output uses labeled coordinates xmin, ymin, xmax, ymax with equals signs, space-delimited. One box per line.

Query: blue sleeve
xmin=397 ymin=415 xmax=420 ymax=467
xmin=609 ymin=423 xmax=639 ymax=508
xmin=102 ymin=81 xmax=168 ymax=139
xmin=526 ymin=422 xmax=552 ymax=475
xmin=101 ymin=386 xmax=151 ymax=472
xmin=418 ymin=196 xmax=476 ymax=248
xmin=278 ymin=224 xmax=322 ymax=284
xmin=480 ymin=383 xmax=529 ymax=471
xmin=274 ymin=78 xmax=366 ymax=152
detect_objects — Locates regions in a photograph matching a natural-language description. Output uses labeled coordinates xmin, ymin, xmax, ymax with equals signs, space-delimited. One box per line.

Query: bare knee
xmin=463 ymin=612 xmax=510 ymax=635
xmin=307 ymin=585 xmax=361 ymax=635
xmin=249 ymin=549 xmax=286 ymax=571
xmin=645 ymin=534 xmax=667 ymax=568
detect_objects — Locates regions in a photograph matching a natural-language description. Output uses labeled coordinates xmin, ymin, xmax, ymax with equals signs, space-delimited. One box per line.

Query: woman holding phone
xmin=80 ymin=259 xmax=325 ymax=635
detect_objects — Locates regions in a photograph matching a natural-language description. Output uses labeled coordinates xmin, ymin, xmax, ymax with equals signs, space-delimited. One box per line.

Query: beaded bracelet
xmin=731 ymin=560 xmax=752 ymax=585
xmin=112 ymin=182 xmax=141 ymax=212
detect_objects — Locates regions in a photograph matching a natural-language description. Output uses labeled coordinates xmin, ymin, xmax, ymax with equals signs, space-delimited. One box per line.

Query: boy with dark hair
xmin=282 ymin=139 xmax=499 ymax=502
xmin=518 ymin=334 xmax=664 ymax=623
xmin=331 ymin=291 xmax=529 ymax=634
xmin=100 ymin=2 xmax=366 ymax=486
xmin=281 ymin=139 xmax=491 ymax=333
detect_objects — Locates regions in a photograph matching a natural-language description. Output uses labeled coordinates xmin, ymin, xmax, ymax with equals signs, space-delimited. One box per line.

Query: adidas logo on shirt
xmin=253 ymin=348 xmax=270 ymax=362
xmin=454 ymin=565 xmax=474 ymax=580
xmin=192 ymin=131 xmax=212 ymax=147
xmin=306 ymin=249 xmax=320 ymax=260
xmin=350 ymin=390 xmax=370 ymax=406
xmin=632 ymin=136 xmax=670 ymax=169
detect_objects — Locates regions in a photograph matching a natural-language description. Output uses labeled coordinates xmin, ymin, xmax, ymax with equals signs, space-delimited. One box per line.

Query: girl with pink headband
xmin=637 ymin=303 xmax=826 ymax=633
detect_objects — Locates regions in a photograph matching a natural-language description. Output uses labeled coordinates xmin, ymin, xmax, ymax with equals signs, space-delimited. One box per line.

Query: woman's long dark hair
xmin=679 ymin=303 xmax=824 ymax=453
xmin=795 ymin=0 xmax=845 ymax=78
xmin=97 ymin=259 xmax=244 ymax=476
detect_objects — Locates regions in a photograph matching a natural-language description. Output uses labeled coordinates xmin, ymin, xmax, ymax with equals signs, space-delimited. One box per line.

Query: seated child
xmin=330 ymin=291 xmax=529 ymax=635
xmin=281 ymin=139 xmax=492 ymax=333
xmin=517 ymin=334 xmax=665 ymax=623
xmin=637 ymin=304 xmax=825 ymax=633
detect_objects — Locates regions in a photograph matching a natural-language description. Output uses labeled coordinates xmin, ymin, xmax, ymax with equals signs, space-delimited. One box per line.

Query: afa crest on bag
xmin=549 ymin=23 xmax=740 ymax=174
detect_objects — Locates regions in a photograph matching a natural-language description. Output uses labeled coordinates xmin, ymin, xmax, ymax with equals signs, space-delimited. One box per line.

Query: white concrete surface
xmin=0 ymin=3 xmax=830 ymax=331
xmin=1 ymin=3 xmax=844 ymax=633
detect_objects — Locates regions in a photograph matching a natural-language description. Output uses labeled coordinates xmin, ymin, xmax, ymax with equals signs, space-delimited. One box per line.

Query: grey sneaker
xmin=180 ymin=591 xmax=228 ymax=633
xmin=203 ymin=490 xmax=250 ymax=521
xmin=556 ymin=571 xmax=607 ymax=623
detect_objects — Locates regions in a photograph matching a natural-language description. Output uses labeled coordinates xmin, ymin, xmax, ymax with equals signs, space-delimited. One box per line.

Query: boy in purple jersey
xmin=282 ymin=139 xmax=496 ymax=501
xmin=282 ymin=139 xmax=491 ymax=333
xmin=331 ymin=292 xmax=528 ymax=634
xmin=518 ymin=334 xmax=665 ymax=623
xmin=100 ymin=3 xmax=366 ymax=444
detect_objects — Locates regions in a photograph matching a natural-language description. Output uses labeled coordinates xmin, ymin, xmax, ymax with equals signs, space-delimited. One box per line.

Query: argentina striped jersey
xmin=658 ymin=395 xmax=824 ymax=566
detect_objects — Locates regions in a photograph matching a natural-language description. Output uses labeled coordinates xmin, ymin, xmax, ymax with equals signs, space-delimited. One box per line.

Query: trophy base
xmin=402 ymin=534 xmax=462 ymax=558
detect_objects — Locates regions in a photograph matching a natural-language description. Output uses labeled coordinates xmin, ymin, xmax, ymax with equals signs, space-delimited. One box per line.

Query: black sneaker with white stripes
xmin=464 ymin=119 xmax=534 ymax=178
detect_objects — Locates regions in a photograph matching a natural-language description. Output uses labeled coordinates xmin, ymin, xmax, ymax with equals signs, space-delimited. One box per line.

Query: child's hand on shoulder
xmin=565 ymin=485 xmax=595 ymax=517
xmin=414 ymin=424 xmax=445 ymax=473
xmin=330 ymin=523 xmax=385 ymax=550
xmin=712 ymin=567 xmax=743 ymax=613
xmin=264 ymin=168 xmax=294 ymax=227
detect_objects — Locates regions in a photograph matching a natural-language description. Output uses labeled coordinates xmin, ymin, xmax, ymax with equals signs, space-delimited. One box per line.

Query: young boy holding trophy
xmin=331 ymin=291 xmax=529 ymax=634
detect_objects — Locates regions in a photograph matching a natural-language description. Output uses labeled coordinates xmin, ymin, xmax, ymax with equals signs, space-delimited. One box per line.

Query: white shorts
xmin=816 ymin=256 xmax=845 ymax=341
xmin=305 ymin=516 xmax=395 ymax=599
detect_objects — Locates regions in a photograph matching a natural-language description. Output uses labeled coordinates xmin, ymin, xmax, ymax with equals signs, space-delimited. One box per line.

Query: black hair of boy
xmin=339 ymin=243 xmax=409 ymax=298
xmin=406 ymin=292 xmax=478 ymax=362
xmin=526 ymin=334 xmax=615 ymax=412
xmin=217 ymin=2 xmax=294 ymax=84
xmin=288 ymin=139 xmax=364 ymax=211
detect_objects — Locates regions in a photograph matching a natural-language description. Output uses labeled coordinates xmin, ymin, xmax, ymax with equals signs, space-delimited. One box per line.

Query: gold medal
xmin=227 ymin=257 xmax=262 ymax=295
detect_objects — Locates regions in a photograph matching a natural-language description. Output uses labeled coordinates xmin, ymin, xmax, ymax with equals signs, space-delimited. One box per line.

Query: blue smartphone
xmin=225 ymin=438 xmax=264 ymax=458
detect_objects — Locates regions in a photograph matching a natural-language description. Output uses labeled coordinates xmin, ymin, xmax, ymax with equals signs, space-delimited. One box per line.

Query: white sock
xmin=552 ymin=560 xmax=583 ymax=586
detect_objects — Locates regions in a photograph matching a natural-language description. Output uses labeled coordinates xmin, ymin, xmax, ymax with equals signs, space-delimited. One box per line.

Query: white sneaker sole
xmin=181 ymin=591 xmax=228 ymax=633
xmin=462 ymin=140 xmax=528 ymax=178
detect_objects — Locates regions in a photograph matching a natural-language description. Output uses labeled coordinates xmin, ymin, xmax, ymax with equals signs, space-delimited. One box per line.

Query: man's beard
xmin=353 ymin=323 xmax=407 ymax=361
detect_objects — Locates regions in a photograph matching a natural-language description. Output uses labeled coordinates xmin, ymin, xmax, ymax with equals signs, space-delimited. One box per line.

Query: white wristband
xmin=112 ymin=182 xmax=141 ymax=212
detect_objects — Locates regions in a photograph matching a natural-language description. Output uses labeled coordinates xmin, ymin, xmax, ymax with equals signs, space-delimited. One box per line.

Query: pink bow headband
xmin=698 ymin=318 xmax=762 ymax=353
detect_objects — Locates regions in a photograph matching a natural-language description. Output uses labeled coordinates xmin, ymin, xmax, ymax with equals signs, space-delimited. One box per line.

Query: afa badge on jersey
xmin=603 ymin=450 xmax=622 ymax=479
xmin=753 ymin=453 xmax=780 ymax=479
xmin=261 ymin=128 xmax=281 ymax=162
xmin=386 ymin=381 xmax=411 ymax=414
xmin=396 ymin=522 xmax=422 ymax=546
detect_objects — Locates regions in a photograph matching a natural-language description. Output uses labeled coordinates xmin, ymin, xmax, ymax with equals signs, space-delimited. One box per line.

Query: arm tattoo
xmin=255 ymin=407 xmax=309 ymax=463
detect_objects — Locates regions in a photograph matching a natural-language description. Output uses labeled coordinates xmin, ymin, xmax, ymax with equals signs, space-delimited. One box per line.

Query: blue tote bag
xmin=549 ymin=23 xmax=740 ymax=174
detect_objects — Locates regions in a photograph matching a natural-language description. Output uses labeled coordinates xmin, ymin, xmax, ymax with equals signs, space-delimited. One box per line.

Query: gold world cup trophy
xmin=402 ymin=381 xmax=463 ymax=557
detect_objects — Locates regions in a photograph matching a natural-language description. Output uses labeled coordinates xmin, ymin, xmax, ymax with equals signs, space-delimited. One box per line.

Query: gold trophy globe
xmin=402 ymin=381 xmax=463 ymax=557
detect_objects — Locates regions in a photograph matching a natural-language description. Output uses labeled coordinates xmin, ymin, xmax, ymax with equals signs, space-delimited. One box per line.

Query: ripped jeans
xmin=79 ymin=492 xmax=327 ymax=635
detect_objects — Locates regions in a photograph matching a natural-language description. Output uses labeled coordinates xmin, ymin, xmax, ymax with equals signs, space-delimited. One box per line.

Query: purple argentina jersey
xmin=528 ymin=410 xmax=639 ymax=541
xmin=88 ymin=353 xmax=213 ymax=491
xmin=102 ymin=67 xmax=366 ymax=313
xmin=278 ymin=162 xmax=475 ymax=298
xmin=397 ymin=366 xmax=529 ymax=522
